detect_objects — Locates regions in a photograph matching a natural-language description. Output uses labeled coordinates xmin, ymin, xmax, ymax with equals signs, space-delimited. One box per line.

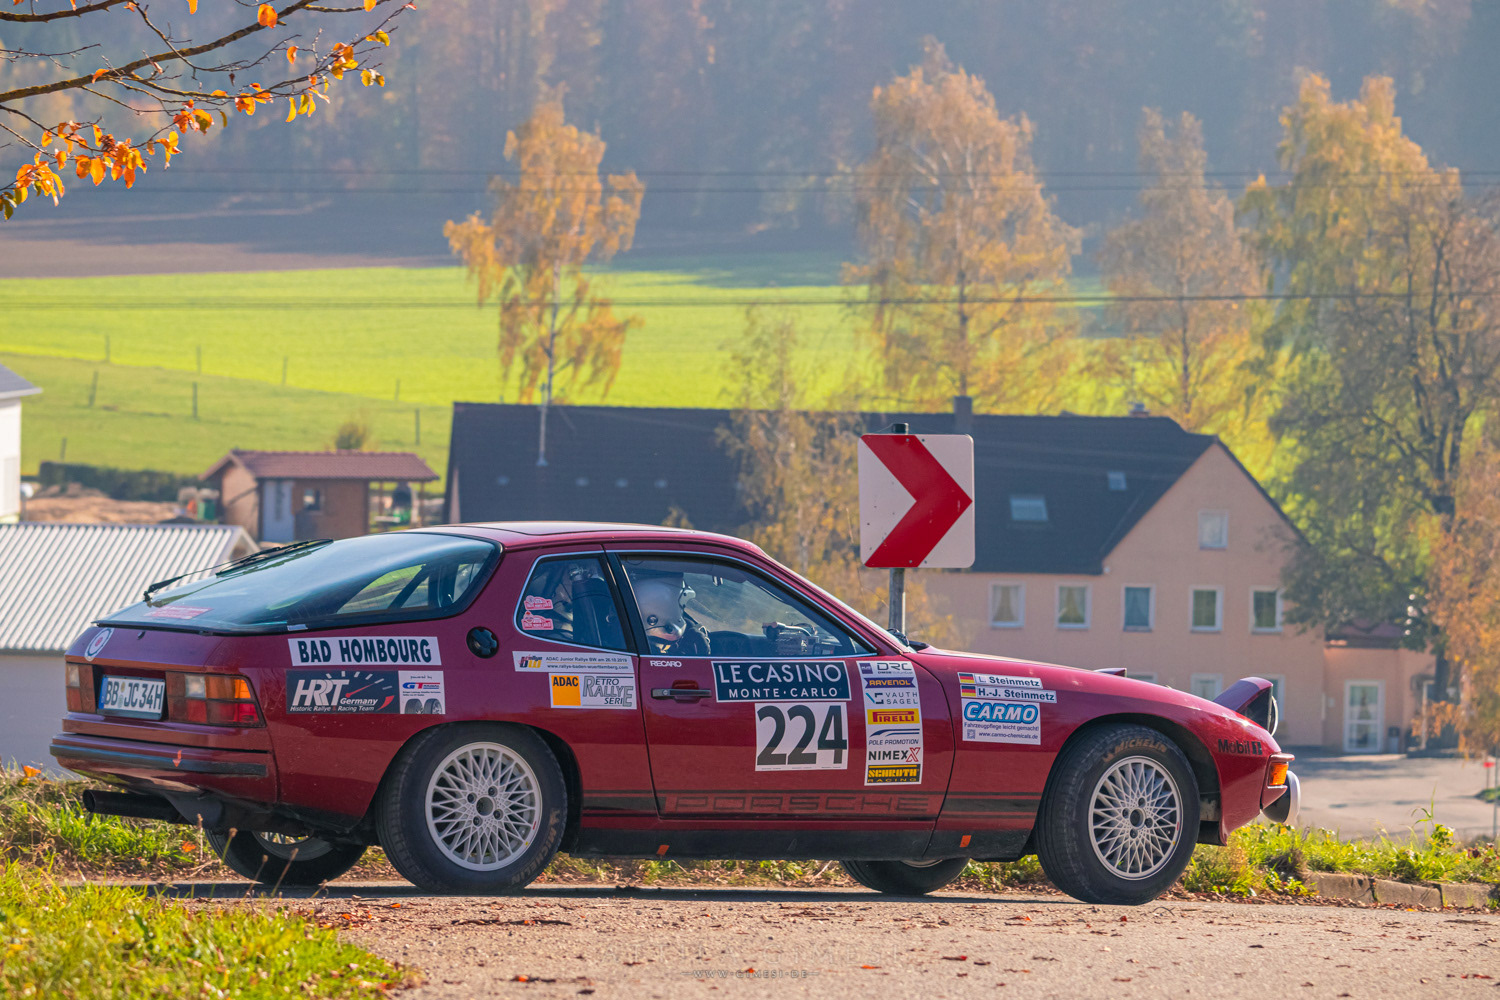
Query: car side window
xmin=515 ymin=555 xmax=629 ymax=652
xmin=616 ymin=554 xmax=873 ymax=658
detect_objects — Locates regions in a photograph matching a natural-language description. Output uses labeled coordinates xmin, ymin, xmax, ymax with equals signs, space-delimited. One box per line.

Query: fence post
xmin=192 ymin=382 xmax=199 ymax=420
xmin=87 ymin=370 xmax=98 ymax=408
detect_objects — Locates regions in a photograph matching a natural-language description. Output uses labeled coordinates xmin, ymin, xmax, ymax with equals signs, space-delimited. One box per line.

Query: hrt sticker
xmin=287 ymin=669 xmax=446 ymax=714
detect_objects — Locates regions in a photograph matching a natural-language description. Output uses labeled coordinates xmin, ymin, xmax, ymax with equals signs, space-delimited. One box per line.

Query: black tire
xmin=841 ymin=858 xmax=969 ymax=895
xmin=1035 ymin=723 xmax=1200 ymax=906
xmin=376 ymin=723 xmax=567 ymax=893
xmin=206 ymin=830 xmax=367 ymax=887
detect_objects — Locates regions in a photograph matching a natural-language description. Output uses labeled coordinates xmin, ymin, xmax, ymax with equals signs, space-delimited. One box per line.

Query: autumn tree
xmin=1098 ymin=109 xmax=1268 ymax=452
xmin=445 ymin=96 xmax=644 ymax=466
xmin=845 ymin=40 xmax=1077 ymax=413
xmin=1244 ymin=75 xmax=1500 ymax=704
xmin=0 ymin=0 xmax=406 ymax=218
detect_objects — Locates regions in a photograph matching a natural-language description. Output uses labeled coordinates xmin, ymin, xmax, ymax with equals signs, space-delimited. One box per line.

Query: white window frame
xmin=1262 ymin=674 xmax=1286 ymax=712
xmin=1010 ymin=495 xmax=1048 ymax=523
xmin=989 ymin=582 xmax=1025 ymax=629
xmin=1056 ymin=584 xmax=1090 ymax=629
xmin=1122 ymin=584 xmax=1154 ymax=632
xmin=1190 ymin=586 xmax=1223 ymax=632
xmin=1250 ymin=588 xmax=1283 ymax=633
xmin=1343 ymin=680 xmax=1386 ymax=754
xmin=1198 ymin=509 xmax=1229 ymax=550
xmin=1133 ymin=671 xmax=1159 ymax=685
xmin=1190 ymin=673 xmax=1223 ymax=700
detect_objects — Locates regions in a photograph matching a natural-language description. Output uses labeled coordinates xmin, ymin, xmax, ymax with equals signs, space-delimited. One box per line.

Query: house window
xmin=990 ymin=583 xmax=1024 ymax=628
xmin=1191 ymin=588 xmax=1222 ymax=631
xmin=1057 ymin=585 xmax=1089 ymax=628
xmin=1199 ymin=510 xmax=1229 ymax=549
xmin=1133 ymin=672 xmax=1159 ymax=685
xmin=1264 ymin=675 xmax=1286 ymax=710
xmin=1252 ymin=589 xmax=1282 ymax=632
xmin=1191 ymin=674 xmax=1223 ymax=700
xmin=1010 ymin=495 xmax=1048 ymax=522
xmin=301 ymin=488 xmax=322 ymax=511
xmin=1107 ymin=470 xmax=1127 ymax=491
xmin=1123 ymin=586 xmax=1153 ymax=631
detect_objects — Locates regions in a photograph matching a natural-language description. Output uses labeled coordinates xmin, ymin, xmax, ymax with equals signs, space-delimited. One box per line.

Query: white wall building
xmin=0 ymin=363 xmax=40 ymax=523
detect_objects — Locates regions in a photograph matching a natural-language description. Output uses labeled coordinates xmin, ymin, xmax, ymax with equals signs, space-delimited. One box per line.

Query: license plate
xmin=99 ymin=676 xmax=166 ymax=719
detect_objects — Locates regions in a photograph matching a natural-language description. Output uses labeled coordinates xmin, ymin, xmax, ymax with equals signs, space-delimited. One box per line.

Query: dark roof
xmin=448 ymin=403 xmax=1224 ymax=575
xmin=202 ymin=449 xmax=438 ymax=483
xmin=0 ymin=362 xmax=40 ymax=402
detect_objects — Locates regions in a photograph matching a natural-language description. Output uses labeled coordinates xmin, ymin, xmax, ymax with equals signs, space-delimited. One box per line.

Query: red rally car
xmin=53 ymin=522 xmax=1298 ymax=905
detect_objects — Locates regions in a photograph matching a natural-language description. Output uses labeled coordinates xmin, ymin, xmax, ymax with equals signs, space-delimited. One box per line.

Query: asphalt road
xmin=168 ymin=881 xmax=1498 ymax=999
xmin=1293 ymin=753 xmax=1499 ymax=840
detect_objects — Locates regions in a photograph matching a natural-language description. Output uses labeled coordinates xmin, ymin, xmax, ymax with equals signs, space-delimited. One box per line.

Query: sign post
xmin=858 ymin=427 xmax=975 ymax=639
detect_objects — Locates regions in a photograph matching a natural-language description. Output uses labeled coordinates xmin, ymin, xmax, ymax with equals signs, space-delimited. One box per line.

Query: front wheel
xmin=206 ymin=830 xmax=367 ymax=887
xmin=376 ymin=724 xmax=567 ymax=893
xmin=841 ymin=858 xmax=969 ymax=895
xmin=1034 ymin=724 xmax=1200 ymax=905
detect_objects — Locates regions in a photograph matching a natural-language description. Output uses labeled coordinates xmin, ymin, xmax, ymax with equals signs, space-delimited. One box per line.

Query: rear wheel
xmin=841 ymin=858 xmax=969 ymax=895
xmin=1034 ymin=724 xmax=1199 ymax=905
xmin=376 ymin=724 xmax=567 ymax=893
xmin=206 ymin=830 xmax=367 ymax=887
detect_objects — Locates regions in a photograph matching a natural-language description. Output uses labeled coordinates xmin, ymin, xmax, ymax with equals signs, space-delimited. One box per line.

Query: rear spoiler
xmin=1213 ymin=677 xmax=1278 ymax=736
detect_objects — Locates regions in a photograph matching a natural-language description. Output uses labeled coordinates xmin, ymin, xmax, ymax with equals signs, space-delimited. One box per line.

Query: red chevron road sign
xmin=858 ymin=433 xmax=975 ymax=569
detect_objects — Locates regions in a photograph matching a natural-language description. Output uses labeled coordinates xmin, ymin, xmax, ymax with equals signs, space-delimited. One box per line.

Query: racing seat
xmin=570 ymin=577 xmax=615 ymax=648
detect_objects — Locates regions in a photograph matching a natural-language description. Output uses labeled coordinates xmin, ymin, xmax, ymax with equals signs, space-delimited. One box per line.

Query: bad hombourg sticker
xmin=513 ymin=650 xmax=633 ymax=674
xmin=288 ymin=635 xmax=440 ymax=667
xmin=550 ymin=673 xmax=637 ymax=710
xmin=958 ymin=671 xmax=1054 ymax=745
xmin=287 ymin=669 xmax=446 ymax=714
xmin=859 ymin=661 xmax=922 ymax=785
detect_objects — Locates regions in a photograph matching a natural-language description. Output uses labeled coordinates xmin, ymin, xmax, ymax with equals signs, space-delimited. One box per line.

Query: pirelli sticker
xmin=958 ymin=671 xmax=1054 ymax=745
xmin=859 ymin=660 xmax=923 ymax=785
xmin=550 ymin=673 xmax=637 ymax=709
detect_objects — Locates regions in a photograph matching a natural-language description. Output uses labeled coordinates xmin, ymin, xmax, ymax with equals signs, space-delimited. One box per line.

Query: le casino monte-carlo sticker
xmin=859 ymin=660 xmax=923 ymax=785
xmin=958 ymin=671 xmax=1055 ymax=745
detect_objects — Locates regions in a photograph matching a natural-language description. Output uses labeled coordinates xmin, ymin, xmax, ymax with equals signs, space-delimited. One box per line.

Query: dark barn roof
xmin=446 ymin=403 xmax=1218 ymax=575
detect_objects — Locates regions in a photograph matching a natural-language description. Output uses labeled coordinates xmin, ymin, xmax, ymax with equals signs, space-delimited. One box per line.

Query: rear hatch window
xmin=101 ymin=532 xmax=499 ymax=634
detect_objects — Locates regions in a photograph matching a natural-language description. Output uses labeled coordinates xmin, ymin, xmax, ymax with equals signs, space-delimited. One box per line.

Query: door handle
xmin=651 ymin=687 xmax=713 ymax=700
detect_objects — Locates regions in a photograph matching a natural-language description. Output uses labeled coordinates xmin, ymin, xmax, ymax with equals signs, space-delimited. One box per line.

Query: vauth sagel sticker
xmin=958 ymin=671 xmax=1055 ymax=745
xmin=859 ymin=660 xmax=922 ymax=785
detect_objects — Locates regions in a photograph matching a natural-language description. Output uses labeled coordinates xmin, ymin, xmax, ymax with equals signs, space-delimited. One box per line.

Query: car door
xmin=611 ymin=548 xmax=950 ymax=823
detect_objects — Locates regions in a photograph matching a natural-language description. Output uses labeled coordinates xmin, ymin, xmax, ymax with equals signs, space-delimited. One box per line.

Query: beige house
xmin=0 ymin=362 xmax=40 ymax=524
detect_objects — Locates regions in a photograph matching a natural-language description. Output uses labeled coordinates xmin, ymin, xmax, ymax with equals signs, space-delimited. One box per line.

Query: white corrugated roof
xmin=0 ymin=523 xmax=254 ymax=653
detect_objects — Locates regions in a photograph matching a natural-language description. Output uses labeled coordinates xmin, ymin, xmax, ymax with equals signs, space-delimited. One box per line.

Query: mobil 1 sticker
xmin=288 ymin=635 xmax=440 ymax=667
xmin=961 ymin=700 xmax=1041 ymax=745
xmin=712 ymin=661 xmax=850 ymax=702
xmin=288 ymin=669 xmax=446 ymax=714
xmin=755 ymin=701 xmax=848 ymax=771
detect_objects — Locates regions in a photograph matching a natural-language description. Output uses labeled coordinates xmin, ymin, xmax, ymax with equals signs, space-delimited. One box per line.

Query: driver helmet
xmin=635 ymin=576 xmax=694 ymax=646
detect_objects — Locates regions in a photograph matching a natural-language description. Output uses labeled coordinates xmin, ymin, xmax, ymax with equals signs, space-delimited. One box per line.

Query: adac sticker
xmin=287 ymin=636 xmax=440 ymax=667
xmin=287 ymin=669 xmax=445 ymax=714
xmin=84 ymin=628 xmax=113 ymax=662
xmin=513 ymin=650 xmax=633 ymax=674
xmin=549 ymin=673 xmax=637 ymax=709
xmin=712 ymin=661 xmax=850 ymax=702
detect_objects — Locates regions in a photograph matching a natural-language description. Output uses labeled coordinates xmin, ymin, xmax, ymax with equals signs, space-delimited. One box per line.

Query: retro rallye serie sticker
xmin=712 ymin=661 xmax=850 ymax=703
xmin=513 ymin=650 xmax=633 ymax=674
xmin=859 ymin=660 xmax=923 ymax=785
xmin=958 ymin=671 xmax=1053 ymax=745
xmin=287 ymin=636 xmax=440 ymax=667
xmin=287 ymin=669 xmax=445 ymax=714
xmin=550 ymin=673 xmax=637 ymax=709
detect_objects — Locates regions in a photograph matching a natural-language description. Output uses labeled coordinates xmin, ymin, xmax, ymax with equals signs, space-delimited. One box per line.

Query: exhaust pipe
xmin=81 ymin=789 xmax=187 ymax=824
xmin=1261 ymin=770 xmax=1301 ymax=826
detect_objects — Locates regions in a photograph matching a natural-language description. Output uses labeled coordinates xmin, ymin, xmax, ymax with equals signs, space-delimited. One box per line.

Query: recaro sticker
xmin=711 ymin=661 xmax=850 ymax=702
xmin=549 ymin=673 xmax=637 ymax=709
xmin=287 ymin=636 xmax=440 ymax=667
xmin=513 ymin=650 xmax=633 ymax=674
xmin=957 ymin=671 xmax=1053 ymax=745
xmin=754 ymin=701 xmax=848 ymax=771
xmin=858 ymin=660 xmax=922 ymax=785
xmin=287 ymin=669 xmax=445 ymax=714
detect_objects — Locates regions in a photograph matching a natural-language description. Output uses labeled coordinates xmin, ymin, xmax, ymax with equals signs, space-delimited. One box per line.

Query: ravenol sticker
xmin=961 ymin=699 xmax=1041 ymax=745
xmin=287 ymin=636 xmax=440 ymax=667
xmin=287 ymin=669 xmax=446 ymax=714
xmin=865 ymin=725 xmax=922 ymax=785
xmin=958 ymin=671 xmax=1056 ymax=703
xmin=84 ymin=628 xmax=113 ymax=662
xmin=550 ymin=673 xmax=637 ymax=709
xmin=513 ymin=650 xmax=633 ymax=674
xmin=712 ymin=661 xmax=850 ymax=702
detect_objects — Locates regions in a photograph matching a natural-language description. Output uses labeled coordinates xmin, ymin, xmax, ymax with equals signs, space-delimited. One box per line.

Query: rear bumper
xmin=49 ymin=732 xmax=275 ymax=801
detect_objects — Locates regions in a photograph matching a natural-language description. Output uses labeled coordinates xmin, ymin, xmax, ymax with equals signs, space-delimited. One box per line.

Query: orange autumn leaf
xmin=90 ymin=158 xmax=105 ymax=185
xmin=257 ymin=4 xmax=277 ymax=27
xmin=187 ymin=0 xmax=196 ymax=10
xmin=364 ymin=0 xmax=376 ymax=9
xmin=181 ymin=841 xmax=197 ymax=853
xmin=21 ymin=765 xmax=41 ymax=779
xmin=286 ymin=45 xmax=298 ymax=64
xmin=90 ymin=68 xmax=108 ymax=82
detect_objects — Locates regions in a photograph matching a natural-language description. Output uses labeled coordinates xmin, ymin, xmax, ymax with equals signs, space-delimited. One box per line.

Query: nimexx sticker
xmin=550 ymin=673 xmax=637 ymax=709
xmin=287 ymin=669 xmax=445 ymax=714
xmin=513 ymin=650 xmax=633 ymax=674
xmin=288 ymin=636 xmax=440 ymax=667
xmin=712 ymin=661 xmax=850 ymax=702
xmin=858 ymin=660 xmax=922 ymax=785
xmin=958 ymin=671 xmax=1057 ymax=703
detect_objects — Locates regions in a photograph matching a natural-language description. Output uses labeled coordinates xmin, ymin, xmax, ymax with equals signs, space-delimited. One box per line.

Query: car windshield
xmin=101 ymin=532 xmax=499 ymax=633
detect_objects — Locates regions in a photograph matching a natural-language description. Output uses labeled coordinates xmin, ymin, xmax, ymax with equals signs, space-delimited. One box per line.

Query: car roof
xmin=422 ymin=521 xmax=767 ymax=555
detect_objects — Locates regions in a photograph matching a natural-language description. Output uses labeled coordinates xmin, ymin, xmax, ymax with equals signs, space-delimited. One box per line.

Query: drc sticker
xmin=957 ymin=672 xmax=1057 ymax=703
xmin=84 ymin=628 xmax=113 ymax=662
xmin=754 ymin=701 xmax=848 ymax=771
xmin=287 ymin=636 xmax=440 ymax=667
xmin=549 ymin=673 xmax=637 ymax=709
xmin=513 ymin=650 xmax=634 ymax=674
xmin=145 ymin=605 xmax=211 ymax=620
xmin=712 ymin=661 xmax=850 ymax=702
xmin=858 ymin=661 xmax=923 ymax=785
xmin=287 ymin=669 xmax=445 ymax=714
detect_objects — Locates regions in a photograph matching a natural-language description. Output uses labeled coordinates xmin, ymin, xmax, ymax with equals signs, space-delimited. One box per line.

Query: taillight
xmin=65 ymin=662 xmax=82 ymax=712
xmin=167 ymin=672 xmax=262 ymax=726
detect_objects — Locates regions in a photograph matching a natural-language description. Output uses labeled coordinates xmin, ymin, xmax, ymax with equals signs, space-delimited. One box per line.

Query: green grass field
xmin=1 ymin=254 xmax=874 ymax=475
